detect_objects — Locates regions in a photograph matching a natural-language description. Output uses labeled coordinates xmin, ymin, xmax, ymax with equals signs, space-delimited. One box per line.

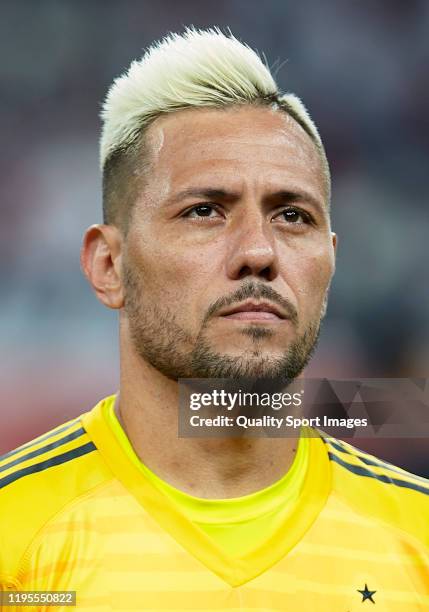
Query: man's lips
xmin=222 ymin=311 xmax=282 ymax=321
xmin=218 ymin=300 xmax=289 ymax=322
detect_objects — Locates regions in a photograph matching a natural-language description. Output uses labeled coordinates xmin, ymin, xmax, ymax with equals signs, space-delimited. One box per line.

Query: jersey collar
xmin=82 ymin=395 xmax=332 ymax=587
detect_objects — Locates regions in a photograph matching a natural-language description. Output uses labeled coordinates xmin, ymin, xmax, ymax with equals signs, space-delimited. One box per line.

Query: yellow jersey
xmin=104 ymin=395 xmax=310 ymax=558
xmin=1 ymin=395 xmax=428 ymax=611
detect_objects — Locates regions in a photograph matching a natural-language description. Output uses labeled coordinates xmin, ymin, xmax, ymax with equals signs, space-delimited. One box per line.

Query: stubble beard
xmin=123 ymin=263 xmax=322 ymax=382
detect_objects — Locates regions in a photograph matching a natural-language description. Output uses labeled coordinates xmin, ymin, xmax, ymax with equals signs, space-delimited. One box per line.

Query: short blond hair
xmin=101 ymin=27 xmax=329 ymax=225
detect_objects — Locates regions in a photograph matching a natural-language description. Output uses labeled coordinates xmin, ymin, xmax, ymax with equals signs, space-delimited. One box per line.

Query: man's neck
xmin=116 ymin=347 xmax=299 ymax=499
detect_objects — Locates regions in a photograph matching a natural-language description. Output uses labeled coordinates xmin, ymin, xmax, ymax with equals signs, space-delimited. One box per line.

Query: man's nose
xmin=225 ymin=209 xmax=279 ymax=282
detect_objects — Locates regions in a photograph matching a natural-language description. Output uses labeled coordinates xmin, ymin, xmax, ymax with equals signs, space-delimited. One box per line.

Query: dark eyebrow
xmin=167 ymin=187 xmax=240 ymax=205
xmin=266 ymin=190 xmax=325 ymax=214
xmin=167 ymin=187 xmax=325 ymax=214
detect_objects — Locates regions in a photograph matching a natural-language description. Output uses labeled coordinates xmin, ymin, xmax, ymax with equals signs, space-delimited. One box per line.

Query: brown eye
xmin=279 ymin=207 xmax=309 ymax=224
xmin=184 ymin=204 xmax=221 ymax=219
xmin=193 ymin=205 xmax=213 ymax=217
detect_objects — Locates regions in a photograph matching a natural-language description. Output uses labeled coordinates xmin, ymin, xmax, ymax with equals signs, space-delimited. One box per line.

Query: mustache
xmin=203 ymin=281 xmax=298 ymax=326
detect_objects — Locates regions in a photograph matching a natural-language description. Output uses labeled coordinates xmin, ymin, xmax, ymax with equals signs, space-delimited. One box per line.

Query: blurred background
xmin=1 ymin=1 xmax=428 ymax=475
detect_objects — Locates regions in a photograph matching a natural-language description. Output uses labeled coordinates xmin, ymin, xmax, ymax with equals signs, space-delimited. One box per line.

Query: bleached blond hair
xmin=100 ymin=27 xmax=330 ymax=226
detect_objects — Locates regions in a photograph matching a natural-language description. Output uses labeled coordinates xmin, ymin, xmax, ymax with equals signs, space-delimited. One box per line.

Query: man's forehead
xmin=143 ymin=105 xmax=324 ymax=179
xmin=149 ymin=105 xmax=311 ymax=146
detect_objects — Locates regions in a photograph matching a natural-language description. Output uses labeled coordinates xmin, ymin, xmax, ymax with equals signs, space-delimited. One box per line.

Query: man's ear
xmin=321 ymin=232 xmax=338 ymax=320
xmin=80 ymin=224 xmax=124 ymax=309
xmin=331 ymin=231 xmax=338 ymax=271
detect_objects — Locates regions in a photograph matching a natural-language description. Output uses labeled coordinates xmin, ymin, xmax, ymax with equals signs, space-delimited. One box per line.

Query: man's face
xmin=121 ymin=105 xmax=336 ymax=380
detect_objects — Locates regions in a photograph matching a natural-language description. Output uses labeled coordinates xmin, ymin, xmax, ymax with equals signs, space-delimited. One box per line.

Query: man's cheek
xmin=295 ymin=265 xmax=331 ymax=319
xmin=145 ymin=262 xmax=197 ymax=310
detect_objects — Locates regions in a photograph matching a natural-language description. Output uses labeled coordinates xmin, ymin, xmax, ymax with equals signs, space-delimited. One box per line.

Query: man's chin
xmin=205 ymin=329 xmax=294 ymax=355
xmin=212 ymin=319 xmax=290 ymax=340
xmin=189 ymin=322 xmax=320 ymax=381
xmin=188 ymin=349 xmax=304 ymax=381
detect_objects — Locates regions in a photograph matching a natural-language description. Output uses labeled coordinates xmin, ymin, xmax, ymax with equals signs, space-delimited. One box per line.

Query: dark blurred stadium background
xmin=1 ymin=1 xmax=428 ymax=475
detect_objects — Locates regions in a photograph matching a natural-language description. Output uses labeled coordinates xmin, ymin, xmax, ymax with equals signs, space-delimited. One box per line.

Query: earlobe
xmin=331 ymin=231 xmax=338 ymax=272
xmin=331 ymin=232 xmax=338 ymax=253
xmin=80 ymin=224 xmax=125 ymax=309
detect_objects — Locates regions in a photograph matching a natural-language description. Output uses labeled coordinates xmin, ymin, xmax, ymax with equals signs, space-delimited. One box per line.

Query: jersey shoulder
xmin=321 ymin=434 xmax=429 ymax=546
xmin=0 ymin=412 xmax=112 ymax=579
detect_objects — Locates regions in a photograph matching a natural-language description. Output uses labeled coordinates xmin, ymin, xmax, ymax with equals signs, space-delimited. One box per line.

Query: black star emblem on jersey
xmin=357 ymin=583 xmax=376 ymax=603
